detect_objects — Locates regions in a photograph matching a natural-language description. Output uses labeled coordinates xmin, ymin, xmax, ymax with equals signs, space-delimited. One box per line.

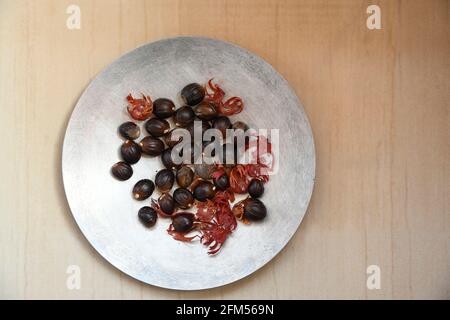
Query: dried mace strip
xmin=126 ymin=94 xmax=153 ymax=121
xmin=132 ymin=179 xmax=155 ymax=201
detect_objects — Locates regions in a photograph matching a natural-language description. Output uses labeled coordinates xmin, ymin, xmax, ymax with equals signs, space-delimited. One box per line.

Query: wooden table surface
xmin=0 ymin=0 xmax=448 ymax=299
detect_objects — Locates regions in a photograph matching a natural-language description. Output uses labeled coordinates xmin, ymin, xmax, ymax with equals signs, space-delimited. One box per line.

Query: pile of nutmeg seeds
xmin=111 ymin=80 xmax=271 ymax=255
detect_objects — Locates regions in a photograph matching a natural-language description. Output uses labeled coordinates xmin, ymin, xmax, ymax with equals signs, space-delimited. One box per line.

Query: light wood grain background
xmin=0 ymin=0 xmax=448 ymax=299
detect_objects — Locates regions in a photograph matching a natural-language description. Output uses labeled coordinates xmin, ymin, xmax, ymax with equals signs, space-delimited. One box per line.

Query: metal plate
xmin=62 ymin=36 xmax=315 ymax=290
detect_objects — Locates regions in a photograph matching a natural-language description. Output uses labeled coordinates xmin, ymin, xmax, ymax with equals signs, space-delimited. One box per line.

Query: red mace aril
xmin=204 ymin=79 xmax=243 ymax=116
xmin=166 ymin=191 xmax=237 ymax=255
xmin=229 ymin=165 xmax=250 ymax=193
xmin=196 ymin=191 xmax=237 ymax=255
xmin=126 ymin=94 xmax=153 ymax=120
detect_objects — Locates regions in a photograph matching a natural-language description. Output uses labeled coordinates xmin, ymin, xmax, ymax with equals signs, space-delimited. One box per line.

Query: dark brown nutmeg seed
xmin=120 ymin=140 xmax=141 ymax=164
xmin=165 ymin=129 xmax=184 ymax=148
xmin=111 ymin=161 xmax=133 ymax=180
xmin=118 ymin=121 xmax=140 ymax=140
xmin=181 ymin=83 xmax=205 ymax=106
xmin=161 ymin=148 xmax=181 ymax=170
xmin=155 ymin=168 xmax=175 ymax=192
xmin=193 ymin=181 xmax=216 ymax=202
xmin=232 ymin=121 xmax=249 ymax=132
xmin=232 ymin=121 xmax=250 ymax=146
xmin=212 ymin=116 xmax=231 ymax=138
xmin=144 ymin=118 xmax=170 ymax=137
xmin=176 ymin=166 xmax=194 ymax=188
xmin=213 ymin=174 xmax=230 ymax=191
xmin=202 ymin=139 xmax=219 ymax=158
xmin=194 ymin=163 xmax=215 ymax=180
xmin=243 ymin=198 xmax=267 ymax=221
xmin=138 ymin=206 xmax=157 ymax=227
xmin=172 ymin=213 xmax=195 ymax=233
xmin=139 ymin=136 xmax=164 ymax=156
xmin=158 ymin=193 xmax=176 ymax=215
xmin=132 ymin=179 xmax=155 ymax=201
xmin=182 ymin=143 xmax=202 ymax=165
xmin=173 ymin=188 xmax=194 ymax=209
xmin=153 ymin=98 xmax=176 ymax=119
xmin=173 ymin=106 xmax=195 ymax=127
xmin=187 ymin=120 xmax=211 ymax=139
xmin=193 ymin=101 xmax=218 ymax=121
xmin=248 ymin=179 xmax=264 ymax=198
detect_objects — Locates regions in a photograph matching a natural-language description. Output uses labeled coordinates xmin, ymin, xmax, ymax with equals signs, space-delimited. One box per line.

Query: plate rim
xmin=61 ymin=35 xmax=316 ymax=291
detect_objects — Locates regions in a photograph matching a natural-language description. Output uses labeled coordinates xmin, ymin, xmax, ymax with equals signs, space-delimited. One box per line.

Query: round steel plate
xmin=62 ymin=36 xmax=315 ymax=290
